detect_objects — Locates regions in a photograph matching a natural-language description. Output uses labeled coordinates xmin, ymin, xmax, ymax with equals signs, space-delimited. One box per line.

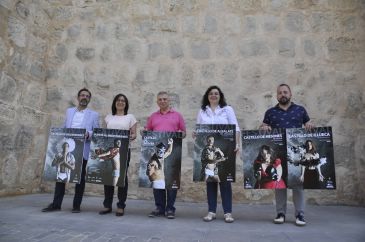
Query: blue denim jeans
xmin=206 ymin=181 xmax=232 ymax=214
xmin=153 ymin=188 xmax=177 ymax=213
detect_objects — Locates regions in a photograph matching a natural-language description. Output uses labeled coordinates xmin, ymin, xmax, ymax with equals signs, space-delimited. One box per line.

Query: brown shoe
xmin=116 ymin=208 xmax=124 ymax=216
xmin=99 ymin=208 xmax=112 ymax=215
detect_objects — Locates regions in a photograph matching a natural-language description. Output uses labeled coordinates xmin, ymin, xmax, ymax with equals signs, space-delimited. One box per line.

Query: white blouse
xmin=105 ymin=114 xmax=137 ymax=130
xmin=196 ymin=105 xmax=240 ymax=132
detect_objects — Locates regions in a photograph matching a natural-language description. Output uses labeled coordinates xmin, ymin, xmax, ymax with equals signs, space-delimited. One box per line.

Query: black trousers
xmin=103 ymin=149 xmax=130 ymax=209
xmin=52 ymin=159 xmax=87 ymax=209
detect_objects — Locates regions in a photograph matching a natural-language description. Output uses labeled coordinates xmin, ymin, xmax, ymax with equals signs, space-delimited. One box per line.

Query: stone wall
xmin=0 ymin=0 xmax=364 ymax=206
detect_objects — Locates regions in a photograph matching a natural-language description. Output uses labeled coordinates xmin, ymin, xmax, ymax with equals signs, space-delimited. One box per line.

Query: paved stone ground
xmin=0 ymin=194 xmax=364 ymax=242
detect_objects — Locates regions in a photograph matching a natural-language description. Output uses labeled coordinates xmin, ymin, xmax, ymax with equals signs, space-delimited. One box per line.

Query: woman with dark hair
xmin=300 ymin=140 xmax=323 ymax=189
xmin=195 ymin=85 xmax=240 ymax=223
xmin=99 ymin=93 xmax=137 ymax=216
xmin=253 ymin=145 xmax=286 ymax=189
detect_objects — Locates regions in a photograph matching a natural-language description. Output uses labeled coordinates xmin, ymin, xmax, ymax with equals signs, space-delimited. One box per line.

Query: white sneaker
xmin=295 ymin=213 xmax=306 ymax=226
xmin=224 ymin=213 xmax=234 ymax=223
xmin=273 ymin=213 xmax=285 ymax=224
xmin=203 ymin=212 xmax=216 ymax=222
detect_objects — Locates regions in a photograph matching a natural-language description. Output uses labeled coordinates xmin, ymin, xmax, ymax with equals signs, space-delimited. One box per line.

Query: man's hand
xmin=259 ymin=123 xmax=272 ymax=131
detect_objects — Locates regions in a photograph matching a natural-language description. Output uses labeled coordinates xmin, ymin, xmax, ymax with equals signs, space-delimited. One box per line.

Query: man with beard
xmin=260 ymin=84 xmax=314 ymax=226
xmin=42 ymin=88 xmax=100 ymax=213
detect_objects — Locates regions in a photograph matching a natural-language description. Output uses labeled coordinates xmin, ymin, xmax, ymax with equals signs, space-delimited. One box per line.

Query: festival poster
xmin=286 ymin=127 xmax=336 ymax=189
xmin=241 ymin=129 xmax=287 ymax=189
xmin=193 ymin=124 xmax=236 ymax=182
xmin=139 ymin=131 xmax=183 ymax=189
xmin=87 ymin=128 xmax=130 ymax=187
xmin=42 ymin=128 xmax=86 ymax=184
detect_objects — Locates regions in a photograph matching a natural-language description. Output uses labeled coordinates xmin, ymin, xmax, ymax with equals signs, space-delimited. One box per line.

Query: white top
xmin=71 ymin=110 xmax=85 ymax=128
xmin=105 ymin=114 xmax=137 ymax=130
xmin=196 ymin=105 xmax=240 ymax=132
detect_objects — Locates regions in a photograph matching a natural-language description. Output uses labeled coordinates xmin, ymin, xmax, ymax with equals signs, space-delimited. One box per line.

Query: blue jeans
xmin=153 ymin=189 xmax=177 ymax=213
xmin=206 ymin=181 xmax=232 ymax=214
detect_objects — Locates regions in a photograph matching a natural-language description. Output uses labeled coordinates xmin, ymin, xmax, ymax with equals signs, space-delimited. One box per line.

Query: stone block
xmin=30 ymin=61 xmax=46 ymax=81
xmin=67 ymin=24 xmax=81 ymax=39
xmin=181 ymin=64 xmax=194 ymax=86
xmin=1 ymin=155 xmax=18 ymax=185
xmin=216 ymin=37 xmax=237 ymax=57
xmin=303 ymin=39 xmax=316 ymax=56
xmin=20 ymin=107 xmax=48 ymax=128
xmin=52 ymin=6 xmax=73 ymax=21
xmin=76 ymin=47 xmax=95 ymax=61
xmin=240 ymin=39 xmax=270 ymax=57
xmin=168 ymin=92 xmax=180 ymax=108
xmin=0 ymin=38 xmax=5 ymax=64
xmin=21 ymin=82 xmax=44 ymax=109
xmin=0 ymin=72 xmax=17 ymax=103
xmin=326 ymin=37 xmax=355 ymax=60
xmin=200 ymin=63 xmax=216 ymax=80
xmin=8 ymin=16 xmax=26 ymax=48
xmin=190 ymin=40 xmax=210 ymax=59
xmin=182 ymin=16 xmax=197 ymax=33
xmin=311 ymin=13 xmax=334 ymax=32
xmin=0 ymin=0 xmax=13 ymax=10
xmin=16 ymin=1 xmax=29 ymax=19
xmin=137 ymin=19 xmax=155 ymax=37
xmin=115 ymin=22 xmax=129 ymax=39
xmin=15 ymin=126 xmax=34 ymax=151
xmin=223 ymin=14 xmax=241 ymax=34
xmin=222 ymin=63 xmax=239 ymax=83
xmin=169 ymin=40 xmax=184 ymax=59
xmin=203 ymin=15 xmax=218 ymax=33
xmin=123 ymin=43 xmax=137 ymax=61
xmin=286 ymin=12 xmax=305 ymax=32
xmin=156 ymin=64 xmax=174 ymax=87
xmin=148 ymin=42 xmax=164 ymax=59
xmin=0 ymin=101 xmax=16 ymax=121
xmin=55 ymin=43 xmax=68 ymax=63
xmin=278 ymin=37 xmax=295 ymax=57
xmin=243 ymin=16 xmax=257 ymax=33
xmin=157 ymin=18 xmax=177 ymax=33
xmin=263 ymin=15 xmax=280 ymax=32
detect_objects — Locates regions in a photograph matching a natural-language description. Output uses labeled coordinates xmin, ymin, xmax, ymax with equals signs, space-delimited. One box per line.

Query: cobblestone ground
xmin=0 ymin=194 xmax=364 ymax=242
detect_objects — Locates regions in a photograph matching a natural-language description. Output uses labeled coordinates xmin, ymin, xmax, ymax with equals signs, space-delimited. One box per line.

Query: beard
xmin=79 ymin=98 xmax=89 ymax=106
xmin=278 ymin=97 xmax=290 ymax=105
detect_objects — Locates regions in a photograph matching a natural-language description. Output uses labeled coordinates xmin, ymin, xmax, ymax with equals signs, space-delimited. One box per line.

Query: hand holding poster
xmin=193 ymin=124 xmax=236 ymax=182
xmin=87 ymin=128 xmax=130 ymax=187
xmin=242 ymin=129 xmax=287 ymax=189
xmin=139 ymin=131 xmax=182 ymax=189
xmin=43 ymin=128 xmax=86 ymax=184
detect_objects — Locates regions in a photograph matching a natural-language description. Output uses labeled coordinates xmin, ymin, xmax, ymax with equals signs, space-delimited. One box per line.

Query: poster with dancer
xmin=193 ymin=124 xmax=236 ymax=182
xmin=241 ymin=129 xmax=287 ymax=189
xmin=286 ymin=126 xmax=336 ymax=189
xmin=87 ymin=128 xmax=130 ymax=187
xmin=43 ymin=128 xmax=86 ymax=183
xmin=139 ymin=131 xmax=183 ymax=189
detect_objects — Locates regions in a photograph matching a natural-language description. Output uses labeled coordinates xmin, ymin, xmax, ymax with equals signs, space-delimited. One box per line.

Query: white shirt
xmin=196 ymin=105 xmax=240 ymax=131
xmin=71 ymin=109 xmax=85 ymax=128
xmin=105 ymin=114 xmax=137 ymax=130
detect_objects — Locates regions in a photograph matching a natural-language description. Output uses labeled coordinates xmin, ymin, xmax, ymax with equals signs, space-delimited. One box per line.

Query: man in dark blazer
xmin=42 ymin=88 xmax=99 ymax=213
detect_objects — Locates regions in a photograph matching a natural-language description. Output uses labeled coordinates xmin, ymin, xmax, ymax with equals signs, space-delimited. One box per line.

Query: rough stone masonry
xmin=0 ymin=0 xmax=364 ymax=206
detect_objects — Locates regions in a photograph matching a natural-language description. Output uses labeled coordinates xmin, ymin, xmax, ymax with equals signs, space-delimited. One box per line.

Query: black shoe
xmin=71 ymin=207 xmax=81 ymax=213
xmin=148 ymin=209 xmax=164 ymax=218
xmin=99 ymin=208 xmax=112 ymax=215
xmin=42 ymin=204 xmax=60 ymax=212
xmin=273 ymin=213 xmax=285 ymax=224
xmin=166 ymin=210 xmax=175 ymax=219
xmin=116 ymin=208 xmax=124 ymax=217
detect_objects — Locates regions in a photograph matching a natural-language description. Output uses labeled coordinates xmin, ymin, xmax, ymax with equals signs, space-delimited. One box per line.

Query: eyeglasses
xmin=79 ymin=94 xmax=90 ymax=98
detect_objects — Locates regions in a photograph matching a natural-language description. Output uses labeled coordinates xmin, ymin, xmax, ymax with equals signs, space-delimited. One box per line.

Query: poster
xmin=193 ymin=124 xmax=236 ymax=182
xmin=87 ymin=128 xmax=130 ymax=187
xmin=43 ymin=128 xmax=85 ymax=183
xmin=286 ymin=127 xmax=336 ymax=189
xmin=241 ymin=129 xmax=287 ymax=189
xmin=139 ymin=131 xmax=183 ymax=189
